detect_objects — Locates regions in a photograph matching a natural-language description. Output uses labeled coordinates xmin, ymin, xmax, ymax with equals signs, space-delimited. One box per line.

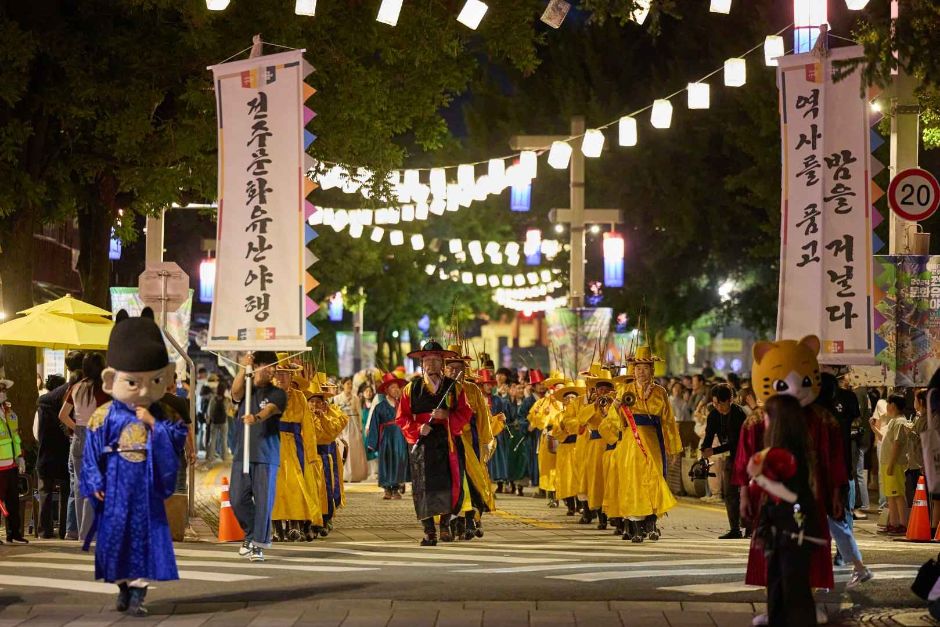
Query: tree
xmin=0 ymin=0 xmax=547 ymax=434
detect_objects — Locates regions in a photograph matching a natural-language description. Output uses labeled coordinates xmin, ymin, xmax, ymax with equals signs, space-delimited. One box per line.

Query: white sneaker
xmin=751 ymin=613 xmax=768 ymax=626
xmin=237 ymin=540 xmax=252 ymax=556
xmin=249 ymin=546 xmax=265 ymax=562
xmin=847 ymin=567 xmax=873 ymax=589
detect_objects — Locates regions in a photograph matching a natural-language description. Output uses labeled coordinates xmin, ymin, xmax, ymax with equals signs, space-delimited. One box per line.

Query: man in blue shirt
xmin=229 ymin=351 xmax=286 ymax=562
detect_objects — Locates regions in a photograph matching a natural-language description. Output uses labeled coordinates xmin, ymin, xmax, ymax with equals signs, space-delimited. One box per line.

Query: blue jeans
xmin=229 ymin=462 xmax=278 ymax=548
xmin=66 ymin=455 xmax=78 ymax=534
xmin=829 ymin=484 xmax=863 ymax=565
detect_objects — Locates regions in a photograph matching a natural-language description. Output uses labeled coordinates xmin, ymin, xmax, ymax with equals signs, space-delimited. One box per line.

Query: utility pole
xmin=145 ymin=210 xmax=166 ymax=265
xmin=510 ymin=116 xmax=621 ymax=309
xmin=352 ymin=286 xmax=364 ymax=372
xmin=888 ymin=70 xmax=920 ymax=253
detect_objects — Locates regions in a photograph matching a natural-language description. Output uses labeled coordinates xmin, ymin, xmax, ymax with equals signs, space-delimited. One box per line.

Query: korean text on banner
xmin=206 ymin=50 xmax=308 ymax=352
xmin=776 ymin=46 xmax=874 ymax=365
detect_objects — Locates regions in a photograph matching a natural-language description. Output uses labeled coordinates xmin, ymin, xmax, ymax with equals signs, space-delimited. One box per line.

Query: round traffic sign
xmin=888 ymin=167 xmax=940 ymax=222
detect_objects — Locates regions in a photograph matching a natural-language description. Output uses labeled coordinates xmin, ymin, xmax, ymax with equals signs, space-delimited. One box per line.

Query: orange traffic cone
xmin=906 ymin=474 xmax=931 ymax=542
xmin=217 ymin=476 xmax=245 ymax=543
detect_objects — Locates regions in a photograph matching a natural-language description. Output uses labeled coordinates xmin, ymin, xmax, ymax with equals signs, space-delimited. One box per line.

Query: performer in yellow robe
xmin=550 ymin=379 xmax=587 ymax=516
xmin=579 ymin=365 xmax=625 ymax=530
xmin=602 ymin=363 xmax=634 ymax=536
xmin=305 ymin=375 xmax=347 ymax=536
xmin=445 ymin=345 xmax=496 ymax=541
xmin=600 ymin=345 xmax=680 ymax=543
xmin=528 ymin=372 xmax=564 ymax=507
xmin=271 ymin=364 xmax=319 ymax=542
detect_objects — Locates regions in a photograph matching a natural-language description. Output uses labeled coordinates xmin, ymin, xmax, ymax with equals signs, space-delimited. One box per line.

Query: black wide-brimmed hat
xmin=107 ymin=308 xmax=169 ymax=372
xmin=407 ymin=340 xmax=458 ymax=361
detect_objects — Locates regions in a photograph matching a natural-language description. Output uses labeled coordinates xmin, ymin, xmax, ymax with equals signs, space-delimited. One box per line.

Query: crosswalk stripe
xmin=0 ymin=575 xmax=117 ymax=595
xmin=658 ymin=567 xmax=919 ymax=596
xmin=350 ymin=540 xmax=743 ymax=557
xmin=0 ymin=561 xmax=266 ymax=583
xmin=175 ymin=549 xmax=472 ymax=569
xmin=453 ymin=556 xmax=738 ymax=574
xmin=258 ymin=544 xmax=575 ymax=564
xmin=554 ymin=562 xmax=918 ymax=583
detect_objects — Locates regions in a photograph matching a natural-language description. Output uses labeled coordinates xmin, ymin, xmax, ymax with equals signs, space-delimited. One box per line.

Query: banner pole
xmin=243 ymin=363 xmax=253 ymax=475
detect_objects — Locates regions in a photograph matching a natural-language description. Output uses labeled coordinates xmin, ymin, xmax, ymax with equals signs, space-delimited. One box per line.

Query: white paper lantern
xmin=487 ymin=158 xmax=505 ymax=185
xmin=449 ymin=239 xmax=463 ymax=254
xmin=764 ymin=35 xmax=785 ymax=67
xmin=473 ymin=175 xmax=490 ymax=201
xmin=618 ymin=116 xmax=638 ymax=147
xmin=401 ymin=204 xmax=415 ymax=222
xmin=295 ymin=0 xmax=316 ymax=16
xmin=475 ymin=274 xmax=487 ymax=287
xmin=456 ymin=0 xmax=488 ymax=29
xmin=687 ymin=82 xmax=710 ymax=109
xmin=430 ymin=168 xmax=446 ymax=193
xmin=506 ymin=253 xmax=520 ymax=266
xmin=411 ymin=234 xmax=425 ymax=251
xmin=348 ymin=222 xmax=363 ymax=238
xmin=709 ymin=0 xmax=731 ymax=14
xmin=461 ymin=272 xmax=473 ymax=285
xmin=504 ymin=241 xmax=520 ymax=256
xmin=387 ymin=208 xmax=400 ymax=225
xmin=376 ymin=0 xmax=403 ymax=25
xmin=412 ymin=183 xmax=430 ymax=204
xmin=501 ymin=275 xmax=513 ymax=287
xmin=650 ymin=99 xmax=673 ymax=129
xmin=429 ymin=198 xmax=446 ymax=215
xmin=488 ymin=276 xmax=500 ymax=288
xmin=581 ymin=129 xmax=605 ymax=158
xmin=206 ymin=0 xmax=230 ymax=10
xmin=425 ymin=264 xmax=436 ymax=276
xmin=404 ymin=169 xmax=420 ymax=190
xmin=389 ymin=230 xmax=404 ymax=246
xmin=526 ymin=272 xmax=539 ymax=285
xmin=724 ymin=58 xmax=746 ymax=87
xmin=540 ymin=269 xmax=552 ymax=282
xmin=514 ymin=274 xmax=526 ymax=287
xmin=414 ymin=201 xmax=429 ymax=220
xmin=548 ymin=141 xmax=572 ymax=169
xmin=457 ymin=163 xmax=475 ymax=189
xmin=370 ymin=227 xmax=384 ymax=242
xmin=520 ymin=151 xmax=538 ymax=179
xmin=845 ymin=0 xmax=869 ymax=8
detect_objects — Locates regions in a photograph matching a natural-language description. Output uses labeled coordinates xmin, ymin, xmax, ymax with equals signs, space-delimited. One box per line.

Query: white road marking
xmin=0 ymin=561 xmax=266 ymax=582
xmin=260 ymin=544 xmax=574 ymax=563
xmin=551 ymin=566 xmax=747 ymax=582
xmin=453 ymin=556 xmax=728 ymax=574
xmin=0 ymin=575 xmax=117 ymax=595
xmin=657 ymin=567 xmax=919 ymax=596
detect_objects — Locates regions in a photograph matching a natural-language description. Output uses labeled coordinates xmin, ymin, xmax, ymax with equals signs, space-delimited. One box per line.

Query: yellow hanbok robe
xmin=553 ymin=398 xmax=585 ymax=500
xmin=599 ymin=388 xmax=678 ymax=519
xmin=621 ymin=381 xmax=682 ymax=480
xmin=272 ymin=388 xmax=318 ymax=521
xmin=308 ymin=405 xmax=347 ymax=517
xmin=460 ymin=381 xmax=496 ymax=513
xmin=578 ymin=402 xmax=608 ymax=511
xmin=529 ymin=396 xmax=559 ymax=492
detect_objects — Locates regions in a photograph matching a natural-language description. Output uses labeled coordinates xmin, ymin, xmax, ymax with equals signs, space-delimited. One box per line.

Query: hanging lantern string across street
xmin=306 ymin=22 xmax=795 ymax=201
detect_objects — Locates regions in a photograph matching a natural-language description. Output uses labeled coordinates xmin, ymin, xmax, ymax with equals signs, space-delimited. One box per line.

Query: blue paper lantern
xmin=510 ymin=183 xmax=531 ymax=212
xmin=603 ymin=232 xmax=624 ymax=288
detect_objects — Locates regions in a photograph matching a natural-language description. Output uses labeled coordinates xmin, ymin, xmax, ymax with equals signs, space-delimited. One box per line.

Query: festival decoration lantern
xmin=724 ymin=58 xmax=747 ymax=87
xmin=687 ymin=82 xmax=710 ymax=109
xmin=295 ymin=0 xmax=316 ymax=15
xmin=199 ymin=258 xmax=216 ymax=303
xmin=410 ymin=234 xmax=425 ymax=250
xmin=548 ymin=141 xmax=572 ymax=169
xmin=389 ymin=230 xmax=404 ymax=246
xmin=206 ymin=0 xmax=230 ymax=10
xmin=618 ymin=116 xmax=638 ymax=147
xmin=376 ymin=0 xmax=403 ymax=25
xmin=650 ymin=99 xmax=673 ymax=129
xmin=710 ymin=0 xmax=731 ymax=13
xmin=764 ymin=35 xmax=785 ymax=66
xmin=457 ymin=0 xmax=488 ymax=29
xmin=328 ymin=292 xmax=344 ymax=322
xmin=794 ymin=0 xmax=827 ymax=53
xmin=603 ymin=232 xmax=625 ymax=288
xmin=581 ymin=129 xmax=605 ymax=158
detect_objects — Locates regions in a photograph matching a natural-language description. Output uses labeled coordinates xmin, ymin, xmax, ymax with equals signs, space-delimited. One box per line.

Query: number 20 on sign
xmin=888 ymin=167 xmax=940 ymax=222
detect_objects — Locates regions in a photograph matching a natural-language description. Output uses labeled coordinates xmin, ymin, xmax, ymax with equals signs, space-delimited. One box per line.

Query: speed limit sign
xmin=888 ymin=167 xmax=940 ymax=222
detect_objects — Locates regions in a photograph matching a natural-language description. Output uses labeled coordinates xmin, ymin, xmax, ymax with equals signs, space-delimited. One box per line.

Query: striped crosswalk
xmin=0 ymin=533 xmax=919 ymax=599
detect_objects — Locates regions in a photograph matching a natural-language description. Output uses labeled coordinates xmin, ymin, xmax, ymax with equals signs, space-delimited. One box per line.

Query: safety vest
xmin=0 ymin=407 xmax=21 ymax=462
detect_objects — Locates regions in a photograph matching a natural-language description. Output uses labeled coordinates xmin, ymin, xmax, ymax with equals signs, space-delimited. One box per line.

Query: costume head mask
xmin=751 ymin=335 xmax=821 ymax=407
xmin=102 ymin=308 xmax=174 ymax=408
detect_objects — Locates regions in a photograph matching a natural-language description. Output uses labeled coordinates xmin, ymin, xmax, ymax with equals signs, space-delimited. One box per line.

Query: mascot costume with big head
xmin=81 ymin=308 xmax=189 ymax=616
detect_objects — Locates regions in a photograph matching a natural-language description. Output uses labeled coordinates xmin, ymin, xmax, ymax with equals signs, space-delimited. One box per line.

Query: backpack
xmin=209 ymin=396 xmax=228 ymax=424
xmin=912 ymin=552 xmax=940 ymax=600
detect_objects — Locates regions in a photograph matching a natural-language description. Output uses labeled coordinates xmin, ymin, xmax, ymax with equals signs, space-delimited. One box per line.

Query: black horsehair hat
xmin=107 ymin=308 xmax=169 ymax=372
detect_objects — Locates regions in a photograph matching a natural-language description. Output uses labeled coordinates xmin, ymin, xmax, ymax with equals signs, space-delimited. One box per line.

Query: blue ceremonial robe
xmin=365 ymin=398 xmax=410 ymax=489
xmin=81 ymin=400 xmax=188 ymax=583
xmin=487 ymin=395 xmax=509 ymax=482
xmin=505 ymin=399 xmax=531 ymax=483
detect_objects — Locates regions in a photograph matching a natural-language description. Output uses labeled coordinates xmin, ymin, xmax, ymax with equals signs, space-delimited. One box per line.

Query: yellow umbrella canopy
xmin=0 ymin=311 xmax=113 ymax=350
xmin=18 ymin=294 xmax=112 ymax=321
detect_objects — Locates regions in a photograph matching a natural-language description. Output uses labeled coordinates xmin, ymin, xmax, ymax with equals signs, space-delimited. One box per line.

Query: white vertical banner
xmin=776 ymin=46 xmax=874 ymax=365
xmin=206 ymin=50 xmax=307 ymax=352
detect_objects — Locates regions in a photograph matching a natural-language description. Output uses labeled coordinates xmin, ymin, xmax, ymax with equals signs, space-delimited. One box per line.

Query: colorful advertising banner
xmin=336 ymin=331 xmax=378 ymax=377
xmin=776 ymin=46 xmax=874 ymax=365
xmin=110 ymin=287 xmax=193 ymax=363
xmin=871 ymin=255 xmax=940 ymax=387
xmin=206 ymin=50 xmax=309 ymax=352
xmin=545 ymin=308 xmax=612 ymax=378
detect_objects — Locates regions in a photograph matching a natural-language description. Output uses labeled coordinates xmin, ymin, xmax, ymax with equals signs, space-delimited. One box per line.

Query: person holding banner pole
xmin=229 ymin=352 xmax=286 ymax=562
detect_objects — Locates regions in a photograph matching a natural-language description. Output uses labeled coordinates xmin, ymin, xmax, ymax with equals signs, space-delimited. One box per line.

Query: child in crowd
xmin=880 ymin=395 xmax=910 ymax=534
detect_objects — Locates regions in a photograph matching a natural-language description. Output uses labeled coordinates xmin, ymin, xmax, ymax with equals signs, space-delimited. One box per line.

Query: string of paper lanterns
xmin=309 ymin=25 xmax=792 ymax=201
xmin=207 ymin=0 xmax=490 ymax=31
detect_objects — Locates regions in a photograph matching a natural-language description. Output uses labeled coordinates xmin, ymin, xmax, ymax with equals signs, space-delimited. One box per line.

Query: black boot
xmin=547 ymin=491 xmax=559 ymax=508
xmin=116 ymin=583 xmax=130 ymax=612
xmin=272 ymin=520 xmax=284 ymax=543
xmin=496 ymin=482 xmax=504 ymax=494
xmin=287 ymin=521 xmax=305 ymax=542
xmin=578 ymin=504 xmax=595 ymax=524
xmin=421 ymin=519 xmax=438 ymax=546
xmin=565 ymin=497 xmax=576 ymax=516
xmin=624 ymin=519 xmax=645 ymax=543
xmin=475 ymin=516 xmax=484 ymax=538
xmin=451 ymin=516 xmax=465 ymax=540
xmin=439 ymin=516 xmax=454 ymax=542
xmin=304 ymin=521 xmax=317 ymax=542
xmin=127 ymin=585 xmax=148 ymax=617
xmin=612 ymin=517 xmax=624 ymax=536
xmin=596 ymin=511 xmax=608 ymax=530
xmin=463 ymin=513 xmax=477 ymax=541
xmin=646 ymin=515 xmax=660 ymax=541
xmin=516 ymin=484 xmax=524 ymax=497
